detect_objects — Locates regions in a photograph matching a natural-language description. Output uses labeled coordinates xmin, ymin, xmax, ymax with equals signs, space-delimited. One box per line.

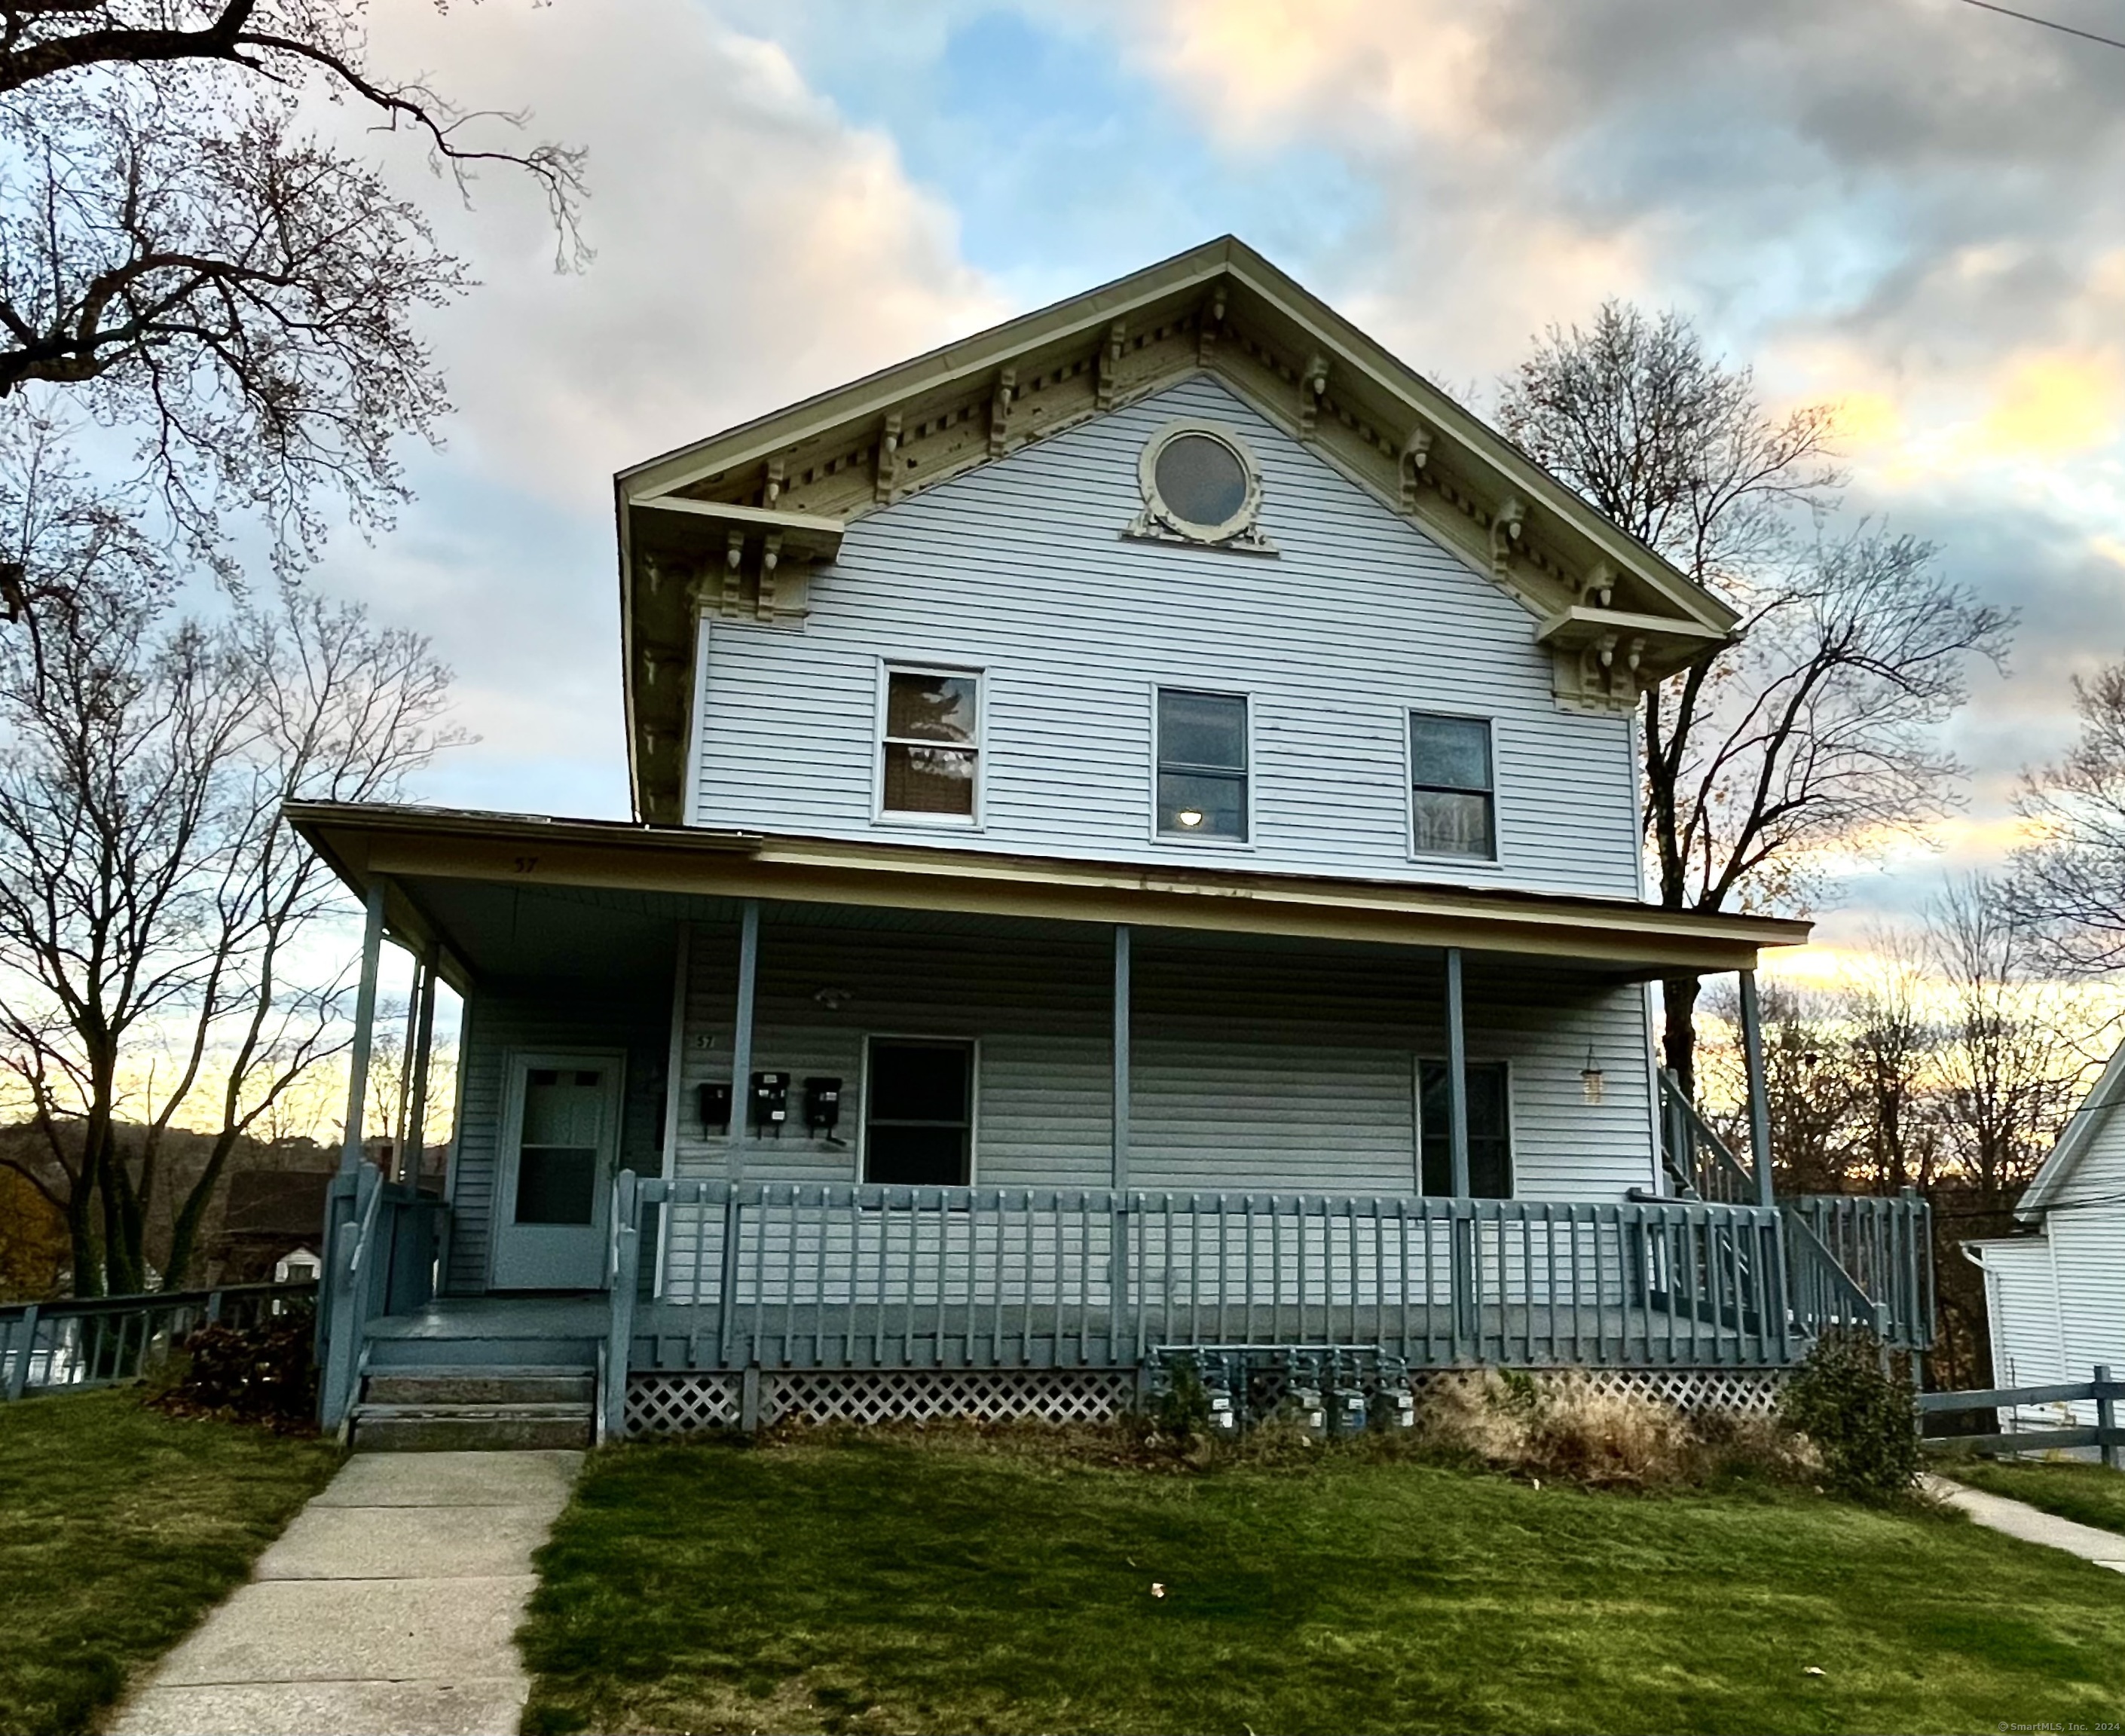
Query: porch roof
xmin=287 ymin=800 xmax=1809 ymax=989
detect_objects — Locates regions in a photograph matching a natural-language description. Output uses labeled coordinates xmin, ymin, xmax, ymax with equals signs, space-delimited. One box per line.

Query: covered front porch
xmin=288 ymin=803 xmax=1929 ymax=1437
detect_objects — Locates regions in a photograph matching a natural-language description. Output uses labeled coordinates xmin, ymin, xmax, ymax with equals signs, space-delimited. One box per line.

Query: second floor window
xmin=1409 ymin=712 xmax=1496 ymax=860
xmin=882 ymin=668 xmax=980 ymax=820
xmin=1157 ymin=689 xmax=1248 ymax=841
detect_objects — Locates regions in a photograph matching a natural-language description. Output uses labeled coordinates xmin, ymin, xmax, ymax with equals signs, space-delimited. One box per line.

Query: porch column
xmin=728 ymin=899 xmax=760 ymax=1182
xmin=1111 ymin=925 xmax=1131 ymax=1189
xmin=338 ymin=879 xmax=388 ymax=1176
xmin=1738 ymin=969 xmax=1774 ymax=1208
xmin=399 ymin=947 xmax=439 ymax=1186
xmin=1444 ymin=946 xmax=1471 ymax=1197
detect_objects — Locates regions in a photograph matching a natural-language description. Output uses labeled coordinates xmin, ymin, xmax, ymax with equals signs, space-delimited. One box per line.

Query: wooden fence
xmin=1921 ymin=1366 xmax=2123 ymax=1468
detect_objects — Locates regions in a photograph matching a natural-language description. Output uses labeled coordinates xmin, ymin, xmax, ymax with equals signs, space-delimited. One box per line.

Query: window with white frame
xmin=1409 ymin=712 xmax=1496 ymax=860
xmin=1156 ymin=689 xmax=1248 ymax=840
xmin=880 ymin=668 xmax=980 ymax=820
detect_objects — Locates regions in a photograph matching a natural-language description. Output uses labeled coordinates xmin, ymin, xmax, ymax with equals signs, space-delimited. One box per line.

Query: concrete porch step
xmin=363 ymin=1367 xmax=595 ymax=1407
xmin=349 ymin=1402 xmax=593 ymax=1452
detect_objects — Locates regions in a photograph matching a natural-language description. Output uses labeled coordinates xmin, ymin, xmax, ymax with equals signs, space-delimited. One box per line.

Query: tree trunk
xmin=1662 ymin=973 xmax=1703 ymax=1100
xmin=162 ymin=1127 xmax=240 ymax=1291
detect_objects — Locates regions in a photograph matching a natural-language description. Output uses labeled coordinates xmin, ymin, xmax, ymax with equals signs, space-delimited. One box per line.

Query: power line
xmin=1955 ymin=0 xmax=2125 ymax=53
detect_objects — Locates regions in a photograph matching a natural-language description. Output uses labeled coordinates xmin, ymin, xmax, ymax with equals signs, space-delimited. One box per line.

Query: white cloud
xmin=359 ymin=0 xmax=1006 ymax=506
xmin=300 ymin=1 xmax=1005 ymax=815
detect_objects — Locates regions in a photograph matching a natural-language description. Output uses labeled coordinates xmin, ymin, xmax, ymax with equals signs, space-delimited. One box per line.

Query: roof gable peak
xmin=616 ymin=238 xmax=1736 ymax=822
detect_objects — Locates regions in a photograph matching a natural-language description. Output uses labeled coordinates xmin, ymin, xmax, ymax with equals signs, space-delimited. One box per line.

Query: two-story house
xmin=295 ymin=239 xmax=1932 ymax=1447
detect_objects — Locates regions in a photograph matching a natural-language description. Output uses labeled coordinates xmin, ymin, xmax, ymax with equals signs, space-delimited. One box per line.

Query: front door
xmin=492 ymin=1052 xmax=625 ymax=1291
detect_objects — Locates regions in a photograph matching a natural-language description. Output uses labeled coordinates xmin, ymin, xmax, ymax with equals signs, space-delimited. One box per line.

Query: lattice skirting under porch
xmin=625 ymin=1368 xmax=1138 ymax=1436
xmin=1407 ymin=1367 xmax=1784 ymax=1417
xmin=623 ymin=1365 xmax=1781 ymax=1436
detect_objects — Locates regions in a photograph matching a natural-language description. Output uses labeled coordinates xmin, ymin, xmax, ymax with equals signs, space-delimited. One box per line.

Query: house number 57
xmin=512 ymin=855 xmax=539 ymax=873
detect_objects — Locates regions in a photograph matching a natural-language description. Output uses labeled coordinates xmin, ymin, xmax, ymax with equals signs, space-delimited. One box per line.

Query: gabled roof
xmin=615 ymin=236 xmax=1739 ymax=824
xmin=2016 ymin=1035 xmax=2125 ymax=1221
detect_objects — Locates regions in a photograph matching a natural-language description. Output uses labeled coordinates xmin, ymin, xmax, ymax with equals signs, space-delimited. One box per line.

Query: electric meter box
xmin=750 ymin=1071 xmax=790 ymax=1133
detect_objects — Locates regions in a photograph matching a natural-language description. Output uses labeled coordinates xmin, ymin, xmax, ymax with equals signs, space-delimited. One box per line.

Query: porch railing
xmin=317 ymin=1164 xmax=447 ymax=1428
xmin=610 ymin=1176 xmax=1817 ymax=1383
xmin=1 ymin=1280 xmax=317 ymax=1401
xmin=1784 ymin=1191 xmax=1933 ymax=1353
xmin=1659 ymin=1070 xmax=1760 ymax=1205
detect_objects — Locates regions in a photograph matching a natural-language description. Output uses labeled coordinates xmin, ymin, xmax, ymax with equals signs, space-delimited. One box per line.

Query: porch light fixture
xmin=1581 ymin=1046 xmax=1605 ymax=1105
xmin=1176 ymin=807 xmax=1206 ymax=828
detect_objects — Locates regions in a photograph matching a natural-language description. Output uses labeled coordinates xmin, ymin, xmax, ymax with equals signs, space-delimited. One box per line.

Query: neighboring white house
xmin=1965 ymin=1040 xmax=2125 ymax=1430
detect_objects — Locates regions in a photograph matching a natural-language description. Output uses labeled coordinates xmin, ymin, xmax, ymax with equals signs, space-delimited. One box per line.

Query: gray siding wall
xmin=445 ymin=981 xmax=672 ymax=1293
xmin=689 ymin=375 xmax=1641 ymax=900
xmin=671 ymin=918 xmax=1658 ymax=1203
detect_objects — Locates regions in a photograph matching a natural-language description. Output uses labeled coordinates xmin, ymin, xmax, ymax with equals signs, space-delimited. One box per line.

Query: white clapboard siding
xmin=445 ymin=984 xmax=671 ymax=1293
xmin=2044 ymin=1110 xmax=2125 ymax=1423
xmin=690 ymin=375 xmax=1641 ymax=900
xmin=669 ymin=916 xmax=1656 ymax=1204
xmin=1980 ymin=1049 xmax=2125 ymax=1429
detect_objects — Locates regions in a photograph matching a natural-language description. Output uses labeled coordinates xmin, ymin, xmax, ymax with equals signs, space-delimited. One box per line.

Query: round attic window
xmin=1155 ymin=433 xmax=1248 ymax=530
xmin=1129 ymin=420 xmax=1275 ymax=552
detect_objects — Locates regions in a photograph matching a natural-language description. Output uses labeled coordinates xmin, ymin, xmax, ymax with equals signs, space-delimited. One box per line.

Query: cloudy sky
xmin=322 ymin=0 xmax=2125 ymax=967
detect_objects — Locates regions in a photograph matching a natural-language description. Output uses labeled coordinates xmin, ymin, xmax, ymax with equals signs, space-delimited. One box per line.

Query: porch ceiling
xmin=289 ymin=801 xmax=1809 ymax=986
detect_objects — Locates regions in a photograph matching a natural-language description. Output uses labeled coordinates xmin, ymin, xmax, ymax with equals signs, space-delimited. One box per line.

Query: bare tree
xmin=1929 ymin=874 xmax=2100 ymax=1206
xmin=0 ymin=439 xmax=460 ymax=1294
xmin=1839 ymin=931 xmax=1946 ymax=1197
xmin=1501 ymin=304 xmax=2014 ymax=1094
xmin=0 ymin=2 xmax=585 ymax=591
xmin=2014 ymin=659 xmax=2125 ymax=976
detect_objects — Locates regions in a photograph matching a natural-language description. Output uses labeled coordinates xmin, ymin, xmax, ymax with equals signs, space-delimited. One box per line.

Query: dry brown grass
xmin=1412 ymin=1371 xmax=1815 ymax=1488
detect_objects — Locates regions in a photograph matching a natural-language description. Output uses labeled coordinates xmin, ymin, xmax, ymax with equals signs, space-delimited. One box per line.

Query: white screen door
xmin=492 ymin=1052 xmax=624 ymax=1291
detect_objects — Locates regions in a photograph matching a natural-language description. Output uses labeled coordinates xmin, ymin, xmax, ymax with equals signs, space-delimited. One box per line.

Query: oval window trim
xmin=1129 ymin=420 xmax=1276 ymax=553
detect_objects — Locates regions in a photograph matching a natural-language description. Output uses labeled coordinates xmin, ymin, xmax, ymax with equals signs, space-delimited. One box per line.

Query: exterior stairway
xmin=349 ymin=1364 xmax=595 ymax=1450
xmin=344 ymin=1295 xmax=610 ymax=1449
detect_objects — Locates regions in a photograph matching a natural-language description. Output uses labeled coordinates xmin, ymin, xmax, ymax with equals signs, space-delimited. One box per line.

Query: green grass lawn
xmin=0 ymin=1388 xmax=340 ymax=1736
xmin=1943 ymin=1456 xmax=2125 ymax=1536
xmin=519 ymin=1432 xmax=2125 ymax=1736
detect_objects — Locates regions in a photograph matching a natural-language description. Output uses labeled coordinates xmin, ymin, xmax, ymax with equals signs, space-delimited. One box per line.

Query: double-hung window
xmin=864 ymin=1038 xmax=975 ymax=1186
xmin=881 ymin=668 xmax=980 ymax=821
xmin=1156 ymin=689 xmax=1248 ymax=841
xmin=1409 ymin=712 xmax=1496 ymax=860
xmin=1417 ymin=1059 xmax=1512 ymax=1198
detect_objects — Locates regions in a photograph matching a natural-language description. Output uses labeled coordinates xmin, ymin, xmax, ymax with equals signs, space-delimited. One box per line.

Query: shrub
xmin=154 ymin=1303 xmax=317 ymax=1430
xmin=1147 ymin=1358 xmax=1215 ymax=1444
xmin=1778 ymin=1328 xmax=1920 ymax=1503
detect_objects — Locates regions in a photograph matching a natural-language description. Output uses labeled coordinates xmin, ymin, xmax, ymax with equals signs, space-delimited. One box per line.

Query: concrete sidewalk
xmin=110 ymin=1450 xmax=582 ymax=1736
xmin=1925 ymin=1472 xmax=2125 ymax=1573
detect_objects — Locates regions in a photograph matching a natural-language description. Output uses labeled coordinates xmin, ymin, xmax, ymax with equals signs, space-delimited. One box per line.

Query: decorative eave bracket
xmin=630 ymin=496 xmax=843 ymax=627
xmin=1536 ymin=604 xmax=1727 ymax=714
